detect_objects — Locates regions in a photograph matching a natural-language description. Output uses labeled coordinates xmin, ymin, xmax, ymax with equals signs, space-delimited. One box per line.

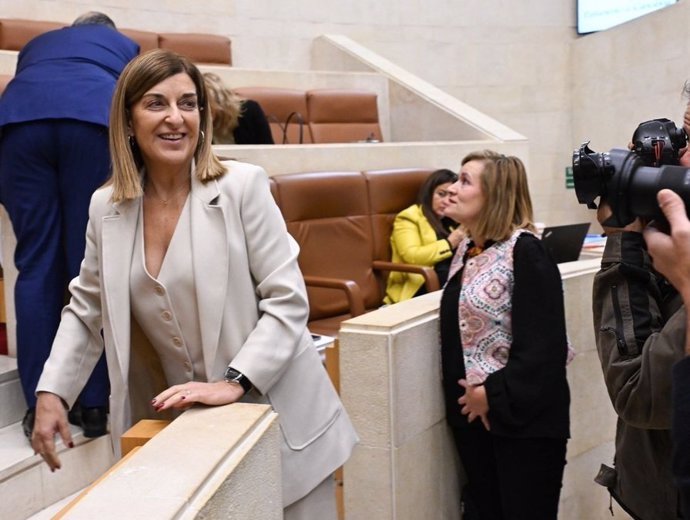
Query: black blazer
xmin=233 ymin=99 xmax=274 ymax=145
xmin=440 ymin=233 xmax=571 ymax=439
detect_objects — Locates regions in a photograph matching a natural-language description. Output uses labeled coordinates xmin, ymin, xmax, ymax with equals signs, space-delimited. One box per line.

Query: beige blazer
xmin=37 ymin=160 xmax=358 ymax=505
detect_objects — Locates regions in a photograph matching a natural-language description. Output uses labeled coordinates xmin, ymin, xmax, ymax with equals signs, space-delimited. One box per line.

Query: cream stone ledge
xmin=339 ymin=292 xmax=463 ymax=520
xmin=558 ymin=257 xmax=601 ymax=279
xmin=56 ymin=403 xmax=281 ymax=520
xmin=214 ymin=139 xmax=529 ymax=177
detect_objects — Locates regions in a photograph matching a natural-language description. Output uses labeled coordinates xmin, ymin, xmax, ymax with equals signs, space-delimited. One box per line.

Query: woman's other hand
xmin=458 ymin=379 xmax=491 ymax=431
xmin=151 ymin=381 xmax=246 ymax=412
xmin=32 ymin=392 xmax=73 ymax=472
xmin=447 ymin=227 xmax=465 ymax=249
xmin=597 ymin=199 xmax=645 ymax=234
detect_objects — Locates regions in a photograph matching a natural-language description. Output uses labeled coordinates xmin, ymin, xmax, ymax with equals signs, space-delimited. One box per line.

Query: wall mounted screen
xmin=577 ymin=0 xmax=677 ymax=34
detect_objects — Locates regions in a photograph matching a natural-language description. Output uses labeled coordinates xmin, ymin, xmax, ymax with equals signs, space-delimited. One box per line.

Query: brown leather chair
xmin=306 ymin=89 xmax=383 ymax=144
xmin=158 ymin=32 xmax=232 ymax=64
xmin=120 ymin=28 xmax=159 ymax=53
xmin=271 ymin=170 xmax=439 ymax=337
xmin=234 ymin=87 xmax=312 ymax=144
xmin=364 ymin=167 xmax=436 ymax=261
xmin=273 ymin=171 xmax=373 ymax=336
xmin=0 ymin=19 xmax=63 ymax=50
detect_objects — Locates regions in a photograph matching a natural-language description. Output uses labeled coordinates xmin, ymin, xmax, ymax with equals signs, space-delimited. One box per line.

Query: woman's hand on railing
xmin=151 ymin=381 xmax=245 ymax=412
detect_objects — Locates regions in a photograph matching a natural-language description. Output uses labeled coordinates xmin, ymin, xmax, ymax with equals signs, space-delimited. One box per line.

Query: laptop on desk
xmin=540 ymin=223 xmax=590 ymax=264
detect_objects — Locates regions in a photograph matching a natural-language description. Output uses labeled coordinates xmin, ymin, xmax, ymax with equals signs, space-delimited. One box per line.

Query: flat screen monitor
xmin=577 ymin=0 xmax=677 ymax=34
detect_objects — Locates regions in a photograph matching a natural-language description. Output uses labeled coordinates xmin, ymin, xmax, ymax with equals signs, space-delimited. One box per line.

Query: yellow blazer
xmin=384 ymin=204 xmax=453 ymax=304
xmin=37 ymin=161 xmax=358 ymax=506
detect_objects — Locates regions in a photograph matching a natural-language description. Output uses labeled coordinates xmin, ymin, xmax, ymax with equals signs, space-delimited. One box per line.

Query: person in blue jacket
xmin=0 ymin=11 xmax=139 ymax=440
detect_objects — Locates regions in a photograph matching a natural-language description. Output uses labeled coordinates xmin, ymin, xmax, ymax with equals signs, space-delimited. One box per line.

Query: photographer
xmin=590 ymin=116 xmax=690 ymax=518
xmin=644 ymin=189 xmax=690 ymax=519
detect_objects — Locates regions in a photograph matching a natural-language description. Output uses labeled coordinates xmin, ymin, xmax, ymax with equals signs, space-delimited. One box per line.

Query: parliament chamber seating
xmin=0 ymin=18 xmax=232 ymax=64
xmin=307 ymin=89 xmax=382 ymax=143
xmin=234 ymin=86 xmax=313 ymax=144
xmin=270 ymin=168 xmax=438 ymax=337
xmin=233 ymin=86 xmax=382 ymax=144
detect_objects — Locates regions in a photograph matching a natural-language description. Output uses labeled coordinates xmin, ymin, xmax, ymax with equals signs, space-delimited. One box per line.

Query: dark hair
xmin=72 ymin=11 xmax=116 ymax=29
xmin=417 ymin=168 xmax=458 ymax=237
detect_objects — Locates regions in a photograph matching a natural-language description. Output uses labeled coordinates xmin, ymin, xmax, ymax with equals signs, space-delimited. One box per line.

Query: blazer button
xmin=161 ymin=311 xmax=172 ymax=321
xmin=172 ymin=336 xmax=183 ymax=347
xmin=154 ymin=285 xmax=165 ymax=295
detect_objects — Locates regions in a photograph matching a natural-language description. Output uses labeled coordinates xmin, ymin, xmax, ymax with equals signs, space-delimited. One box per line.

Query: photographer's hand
xmin=644 ymin=190 xmax=690 ymax=313
xmin=597 ymin=199 xmax=645 ymax=235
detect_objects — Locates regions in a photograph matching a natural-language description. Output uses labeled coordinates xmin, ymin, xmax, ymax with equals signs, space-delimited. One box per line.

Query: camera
xmin=631 ymin=118 xmax=688 ymax=167
xmin=572 ymin=118 xmax=690 ymax=227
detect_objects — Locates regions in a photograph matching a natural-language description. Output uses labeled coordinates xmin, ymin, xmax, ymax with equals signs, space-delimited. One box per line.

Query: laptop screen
xmin=540 ymin=223 xmax=591 ymax=264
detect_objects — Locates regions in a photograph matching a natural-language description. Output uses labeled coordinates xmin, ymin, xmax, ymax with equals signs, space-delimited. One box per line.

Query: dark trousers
xmin=0 ymin=119 xmax=110 ymax=408
xmin=452 ymin=423 xmax=567 ymax=520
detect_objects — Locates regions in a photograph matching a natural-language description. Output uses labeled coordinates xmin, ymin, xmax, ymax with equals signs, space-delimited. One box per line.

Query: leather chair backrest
xmin=0 ymin=19 xmax=234 ymax=65
xmin=268 ymin=177 xmax=280 ymax=207
xmin=306 ymin=89 xmax=383 ymax=144
xmin=120 ymin=28 xmax=159 ymax=53
xmin=158 ymin=32 xmax=232 ymax=64
xmin=272 ymin=171 xmax=380 ymax=319
xmin=234 ymin=87 xmax=312 ymax=144
xmin=0 ymin=19 xmax=63 ymax=50
xmin=363 ymin=168 xmax=435 ymax=262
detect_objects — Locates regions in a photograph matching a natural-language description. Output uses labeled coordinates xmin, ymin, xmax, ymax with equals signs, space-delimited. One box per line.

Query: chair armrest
xmin=372 ymin=260 xmax=441 ymax=293
xmin=302 ymin=275 xmax=367 ymax=317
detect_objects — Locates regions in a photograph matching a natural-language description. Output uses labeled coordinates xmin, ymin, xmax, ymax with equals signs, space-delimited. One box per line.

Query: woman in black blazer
xmin=440 ymin=150 xmax=571 ymax=520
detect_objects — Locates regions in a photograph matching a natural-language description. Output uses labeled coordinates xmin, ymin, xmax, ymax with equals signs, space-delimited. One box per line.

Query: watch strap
xmin=224 ymin=367 xmax=253 ymax=393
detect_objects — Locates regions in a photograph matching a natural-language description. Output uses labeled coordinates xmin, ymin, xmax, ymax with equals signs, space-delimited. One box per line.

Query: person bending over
xmin=0 ymin=11 xmax=139 ymax=440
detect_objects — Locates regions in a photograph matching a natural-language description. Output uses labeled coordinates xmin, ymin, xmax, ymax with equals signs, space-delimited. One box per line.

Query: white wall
xmin=572 ymin=1 xmax=690 ymax=153
xmin=0 ymin=0 xmax=588 ymax=226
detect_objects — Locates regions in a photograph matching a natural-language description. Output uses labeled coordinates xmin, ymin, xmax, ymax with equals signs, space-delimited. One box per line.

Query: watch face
xmin=224 ymin=368 xmax=241 ymax=381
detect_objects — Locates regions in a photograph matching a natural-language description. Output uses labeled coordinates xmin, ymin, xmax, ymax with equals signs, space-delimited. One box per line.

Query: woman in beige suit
xmin=31 ymin=49 xmax=357 ymax=519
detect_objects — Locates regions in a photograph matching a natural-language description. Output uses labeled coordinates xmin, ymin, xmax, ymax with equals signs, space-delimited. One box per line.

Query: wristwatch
xmin=223 ymin=366 xmax=253 ymax=393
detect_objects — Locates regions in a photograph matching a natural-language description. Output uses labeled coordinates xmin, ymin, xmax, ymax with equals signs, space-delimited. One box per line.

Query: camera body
xmin=632 ymin=118 xmax=687 ymax=167
xmin=572 ymin=118 xmax=689 ymax=227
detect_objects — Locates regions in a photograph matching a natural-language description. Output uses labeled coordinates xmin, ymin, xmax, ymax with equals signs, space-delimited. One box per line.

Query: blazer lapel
xmin=101 ymin=198 xmax=139 ymax=384
xmin=190 ymin=176 xmax=229 ymax=379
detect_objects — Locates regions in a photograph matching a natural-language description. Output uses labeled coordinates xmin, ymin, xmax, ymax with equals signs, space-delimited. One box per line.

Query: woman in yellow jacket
xmin=384 ymin=169 xmax=464 ymax=304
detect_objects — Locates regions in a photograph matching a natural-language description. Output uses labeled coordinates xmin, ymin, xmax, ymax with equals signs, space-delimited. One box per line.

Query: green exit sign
xmin=565 ymin=166 xmax=574 ymax=189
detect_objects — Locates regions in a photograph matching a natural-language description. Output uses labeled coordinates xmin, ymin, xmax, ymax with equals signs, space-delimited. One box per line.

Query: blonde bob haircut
xmin=461 ymin=150 xmax=536 ymax=242
xmin=109 ymin=49 xmax=225 ymax=202
xmin=203 ymin=72 xmax=244 ymax=144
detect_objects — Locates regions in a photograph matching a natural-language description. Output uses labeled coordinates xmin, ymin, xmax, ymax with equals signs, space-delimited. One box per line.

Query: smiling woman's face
xmin=129 ymin=72 xmax=200 ymax=172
